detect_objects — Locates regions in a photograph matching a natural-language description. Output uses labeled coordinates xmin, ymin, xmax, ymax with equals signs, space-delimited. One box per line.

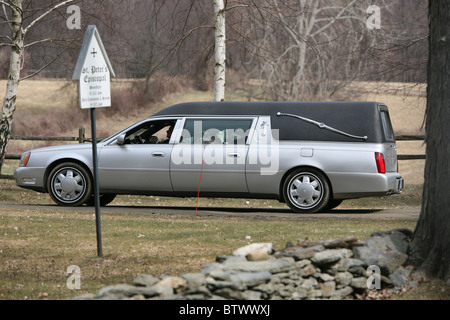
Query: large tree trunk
xmin=407 ymin=0 xmax=450 ymax=283
xmin=213 ymin=0 xmax=226 ymax=102
xmin=0 ymin=0 xmax=24 ymax=171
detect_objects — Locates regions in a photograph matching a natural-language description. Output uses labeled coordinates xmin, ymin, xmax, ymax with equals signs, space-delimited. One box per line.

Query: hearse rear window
xmin=380 ymin=111 xmax=395 ymax=141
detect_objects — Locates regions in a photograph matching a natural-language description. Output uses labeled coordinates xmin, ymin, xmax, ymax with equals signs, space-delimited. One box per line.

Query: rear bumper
xmin=392 ymin=176 xmax=404 ymax=194
xmin=329 ymin=172 xmax=404 ymax=199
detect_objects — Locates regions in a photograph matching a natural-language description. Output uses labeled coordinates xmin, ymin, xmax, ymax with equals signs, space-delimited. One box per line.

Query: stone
xmin=222 ymin=255 xmax=247 ymax=264
xmin=301 ymin=278 xmax=319 ymax=290
xmin=151 ymin=284 xmax=173 ymax=297
xmin=241 ymin=290 xmax=262 ymax=300
xmin=202 ymin=263 xmax=222 ymax=275
xmin=332 ymin=286 xmax=353 ymax=299
xmin=222 ymin=257 xmax=295 ymax=274
xmin=75 ymin=230 xmax=419 ymax=301
xmin=370 ymin=229 xmax=412 ymax=254
xmin=311 ymin=249 xmax=352 ymax=266
xmin=350 ymin=277 xmax=368 ymax=290
xmin=287 ymin=269 xmax=301 ymax=280
xmin=229 ymin=271 xmax=272 ymax=289
xmin=277 ymin=245 xmax=325 ymax=260
xmin=300 ymin=264 xmax=317 ymax=277
xmin=335 ymin=272 xmax=353 ymax=288
xmin=279 ymin=285 xmax=295 ymax=298
xmin=308 ymin=289 xmax=323 ymax=299
xmin=319 ymin=273 xmax=335 ymax=282
xmin=253 ymin=282 xmax=277 ymax=296
xmin=214 ymin=287 xmax=243 ymax=299
xmin=387 ymin=231 xmax=410 ymax=254
xmin=233 ymin=243 xmax=273 ymax=257
xmin=320 ymin=281 xmax=336 ymax=298
xmin=295 ymin=259 xmax=311 ymax=269
xmin=133 ymin=274 xmax=159 ymax=287
xmin=353 ymin=233 xmax=409 ymax=276
xmin=205 ymin=277 xmax=238 ymax=290
xmin=156 ymin=276 xmax=187 ymax=291
xmin=348 ymin=265 xmax=367 ymax=276
xmin=292 ymin=287 xmax=308 ymax=300
xmin=336 ymin=258 xmax=367 ymax=272
xmin=379 ymin=251 xmax=409 ymax=275
xmin=389 ymin=267 xmax=412 ymax=287
xmin=182 ymin=273 xmax=208 ymax=295
xmin=208 ymin=268 xmax=231 ymax=281
xmin=72 ymin=293 xmax=95 ymax=300
xmin=247 ymin=248 xmax=270 ymax=261
xmin=95 ymin=283 xmax=165 ymax=299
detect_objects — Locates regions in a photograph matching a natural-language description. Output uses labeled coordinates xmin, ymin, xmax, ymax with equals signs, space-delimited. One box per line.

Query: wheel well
xmin=278 ymin=166 xmax=334 ymax=202
xmin=43 ymin=159 xmax=93 ymax=193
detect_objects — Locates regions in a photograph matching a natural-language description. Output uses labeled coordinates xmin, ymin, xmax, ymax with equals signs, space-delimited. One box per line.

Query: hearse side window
xmin=124 ymin=120 xmax=176 ymax=144
xmin=181 ymin=119 xmax=253 ymax=145
xmin=380 ymin=111 xmax=395 ymax=141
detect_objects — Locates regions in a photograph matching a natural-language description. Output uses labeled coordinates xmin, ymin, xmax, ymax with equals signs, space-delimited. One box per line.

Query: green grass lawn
xmin=0 ymin=206 xmax=420 ymax=300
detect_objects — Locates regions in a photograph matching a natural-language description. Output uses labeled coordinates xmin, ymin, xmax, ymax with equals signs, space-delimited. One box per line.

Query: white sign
xmin=73 ymin=25 xmax=115 ymax=109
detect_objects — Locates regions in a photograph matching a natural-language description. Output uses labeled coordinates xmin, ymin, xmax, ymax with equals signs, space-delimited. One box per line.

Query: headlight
xmin=19 ymin=151 xmax=31 ymax=167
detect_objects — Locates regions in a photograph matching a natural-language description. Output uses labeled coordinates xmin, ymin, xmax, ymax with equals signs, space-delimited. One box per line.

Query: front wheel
xmin=85 ymin=194 xmax=117 ymax=207
xmin=283 ymin=168 xmax=330 ymax=213
xmin=47 ymin=162 xmax=92 ymax=206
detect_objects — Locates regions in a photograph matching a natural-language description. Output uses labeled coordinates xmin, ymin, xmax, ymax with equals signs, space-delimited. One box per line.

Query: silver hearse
xmin=15 ymin=101 xmax=404 ymax=213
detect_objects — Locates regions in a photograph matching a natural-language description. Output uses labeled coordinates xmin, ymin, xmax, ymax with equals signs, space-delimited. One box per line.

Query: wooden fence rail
xmin=0 ymin=130 xmax=426 ymax=180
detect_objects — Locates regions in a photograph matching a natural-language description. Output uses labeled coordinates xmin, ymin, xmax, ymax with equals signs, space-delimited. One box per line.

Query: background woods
xmin=0 ymin=0 xmax=428 ymax=90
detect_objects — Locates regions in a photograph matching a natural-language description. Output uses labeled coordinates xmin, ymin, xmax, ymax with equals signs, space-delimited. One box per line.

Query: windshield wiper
xmin=276 ymin=112 xmax=368 ymax=140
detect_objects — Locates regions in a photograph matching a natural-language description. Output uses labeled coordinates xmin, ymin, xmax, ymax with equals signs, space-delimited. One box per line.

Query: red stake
xmin=195 ymin=145 xmax=206 ymax=216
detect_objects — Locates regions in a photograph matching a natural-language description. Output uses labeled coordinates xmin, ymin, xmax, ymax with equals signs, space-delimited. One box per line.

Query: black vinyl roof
xmin=154 ymin=101 xmax=387 ymax=143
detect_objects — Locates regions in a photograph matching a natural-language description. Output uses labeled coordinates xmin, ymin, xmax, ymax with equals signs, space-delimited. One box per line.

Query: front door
xmin=98 ymin=119 xmax=178 ymax=192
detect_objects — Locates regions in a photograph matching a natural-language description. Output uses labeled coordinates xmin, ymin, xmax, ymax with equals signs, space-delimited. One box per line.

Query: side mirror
xmin=117 ymin=133 xmax=126 ymax=146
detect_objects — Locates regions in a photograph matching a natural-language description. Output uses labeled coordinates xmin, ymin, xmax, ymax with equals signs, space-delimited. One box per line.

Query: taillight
xmin=375 ymin=152 xmax=386 ymax=174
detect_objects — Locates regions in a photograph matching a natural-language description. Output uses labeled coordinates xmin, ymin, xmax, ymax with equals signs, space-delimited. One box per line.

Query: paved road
xmin=0 ymin=203 xmax=420 ymax=220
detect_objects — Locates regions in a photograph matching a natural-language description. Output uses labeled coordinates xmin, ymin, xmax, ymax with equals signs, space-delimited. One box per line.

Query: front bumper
xmin=14 ymin=167 xmax=46 ymax=192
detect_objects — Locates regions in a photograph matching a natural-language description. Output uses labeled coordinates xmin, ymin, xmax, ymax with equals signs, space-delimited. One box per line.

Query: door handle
xmin=152 ymin=152 xmax=165 ymax=157
xmin=227 ymin=152 xmax=241 ymax=158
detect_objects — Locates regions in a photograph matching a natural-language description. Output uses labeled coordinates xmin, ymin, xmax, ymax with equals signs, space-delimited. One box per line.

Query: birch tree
xmin=214 ymin=0 xmax=226 ymax=101
xmin=0 ymin=0 xmax=76 ymax=171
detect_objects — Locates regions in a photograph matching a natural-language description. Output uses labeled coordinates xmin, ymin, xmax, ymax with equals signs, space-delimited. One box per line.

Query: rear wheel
xmin=86 ymin=194 xmax=117 ymax=206
xmin=47 ymin=162 xmax=92 ymax=206
xmin=283 ymin=168 xmax=330 ymax=213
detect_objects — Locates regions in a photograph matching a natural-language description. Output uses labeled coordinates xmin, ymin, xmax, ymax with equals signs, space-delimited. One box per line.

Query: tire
xmin=47 ymin=162 xmax=92 ymax=206
xmin=323 ymin=199 xmax=344 ymax=211
xmin=283 ymin=168 xmax=330 ymax=213
xmin=85 ymin=194 xmax=117 ymax=207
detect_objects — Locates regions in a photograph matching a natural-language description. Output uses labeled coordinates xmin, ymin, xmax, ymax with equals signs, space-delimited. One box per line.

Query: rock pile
xmin=75 ymin=229 xmax=416 ymax=300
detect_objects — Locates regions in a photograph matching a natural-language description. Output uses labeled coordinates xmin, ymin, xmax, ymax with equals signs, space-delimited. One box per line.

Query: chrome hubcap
xmin=52 ymin=168 xmax=85 ymax=202
xmin=288 ymin=173 xmax=323 ymax=209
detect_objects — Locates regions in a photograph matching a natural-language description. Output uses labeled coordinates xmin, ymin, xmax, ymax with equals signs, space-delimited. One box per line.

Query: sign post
xmin=72 ymin=25 xmax=115 ymax=257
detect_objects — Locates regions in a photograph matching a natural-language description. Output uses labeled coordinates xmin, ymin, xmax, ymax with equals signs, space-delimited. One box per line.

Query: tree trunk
xmin=0 ymin=0 xmax=24 ymax=171
xmin=407 ymin=0 xmax=450 ymax=284
xmin=213 ymin=0 xmax=226 ymax=102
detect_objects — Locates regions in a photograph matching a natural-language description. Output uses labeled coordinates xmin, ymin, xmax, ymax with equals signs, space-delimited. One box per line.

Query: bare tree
xmin=236 ymin=0 xmax=378 ymax=101
xmin=214 ymin=0 xmax=226 ymax=101
xmin=407 ymin=0 xmax=450 ymax=284
xmin=229 ymin=0 xmax=427 ymax=101
xmin=0 ymin=0 xmax=81 ymax=171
